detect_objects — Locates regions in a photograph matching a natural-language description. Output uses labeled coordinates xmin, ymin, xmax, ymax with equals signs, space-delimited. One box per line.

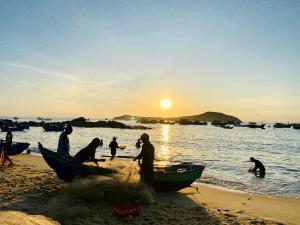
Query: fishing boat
xmin=0 ymin=142 xmax=30 ymax=155
xmin=39 ymin=146 xmax=116 ymax=182
xmin=248 ymin=122 xmax=265 ymax=129
xmin=153 ymin=163 xmax=205 ymax=192
xmin=43 ymin=125 xmax=64 ymax=132
xmin=0 ymin=126 xmax=25 ymax=132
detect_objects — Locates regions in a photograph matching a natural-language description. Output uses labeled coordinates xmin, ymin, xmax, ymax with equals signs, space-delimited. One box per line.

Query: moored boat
xmin=0 ymin=141 xmax=30 ymax=155
xmin=153 ymin=163 xmax=205 ymax=192
xmin=43 ymin=125 xmax=64 ymax=132
xmin=39 ymin=146 xmax=116 ymax=182
xmin=0 ymin=126 xmax=25 ymax=132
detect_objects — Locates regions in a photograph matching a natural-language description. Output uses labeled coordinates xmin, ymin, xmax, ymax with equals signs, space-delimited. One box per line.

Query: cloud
xmin=0 ymin=61 xmax=80 ymax=82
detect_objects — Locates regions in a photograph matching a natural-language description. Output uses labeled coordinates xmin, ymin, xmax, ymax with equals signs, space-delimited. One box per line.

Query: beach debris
xmin=113 ymin=204 xmax=141 ymax=218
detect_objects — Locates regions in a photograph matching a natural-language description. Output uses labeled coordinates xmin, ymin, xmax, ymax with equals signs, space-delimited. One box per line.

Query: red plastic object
xmin=113 ymin=204 xmax=141 ymax=217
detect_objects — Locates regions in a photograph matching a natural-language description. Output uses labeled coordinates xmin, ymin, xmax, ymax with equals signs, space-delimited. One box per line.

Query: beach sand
xmin=0 ymin=154 xmax=299 ymax=225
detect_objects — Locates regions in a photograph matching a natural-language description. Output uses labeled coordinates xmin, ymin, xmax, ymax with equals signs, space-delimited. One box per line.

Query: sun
xmin=160 ymin=99 xmax=172 ymax=110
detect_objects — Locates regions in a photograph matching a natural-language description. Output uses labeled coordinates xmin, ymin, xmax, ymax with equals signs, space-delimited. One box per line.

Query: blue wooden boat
xmin=0 ymin=142 xmax=30 ymax=155
xmin=43 ymin=125 xmax=64 ymax=132
xmin=153 ymin=163 xmax=205 ymax=192
xmin=1 ymin=126 xmax=25 ymax=132
xmin=39 ymin=146 xmax=116 ymax=182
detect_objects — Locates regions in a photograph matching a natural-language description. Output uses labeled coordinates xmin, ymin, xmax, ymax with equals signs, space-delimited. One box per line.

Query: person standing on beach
xmin=109 ymin=137 xmax=120 ymax=160
xmin=57 ymin=126 xmax=73 ymax=158
xmin=1 ymin=126 xmax=13 ymax=166
xmin=133 ymin=133 xmax=155 ymax=186
xmin=249 ymin=157 xmax=265 ymax=178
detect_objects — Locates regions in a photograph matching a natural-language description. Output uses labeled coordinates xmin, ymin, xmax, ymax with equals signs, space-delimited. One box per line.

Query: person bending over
xmin=73 ymin=138 xmax=104 ymax=165
xmin=249 ymin=157 xmax=265 ymax=178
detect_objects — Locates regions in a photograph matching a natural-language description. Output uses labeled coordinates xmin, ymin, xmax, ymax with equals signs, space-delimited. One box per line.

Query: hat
xmin=140 ymin=133 xmax=149 ymax=140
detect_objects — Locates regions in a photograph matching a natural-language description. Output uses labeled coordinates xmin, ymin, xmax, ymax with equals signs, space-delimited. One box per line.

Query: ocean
xmin=2 ymin=118 xmax=300 ymax=198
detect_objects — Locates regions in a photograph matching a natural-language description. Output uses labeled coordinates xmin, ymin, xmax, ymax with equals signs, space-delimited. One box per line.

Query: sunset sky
xmin=0 ymin=1 xmax=299 ymax=122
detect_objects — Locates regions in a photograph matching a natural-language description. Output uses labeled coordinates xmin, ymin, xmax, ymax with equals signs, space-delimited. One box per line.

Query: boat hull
xmin=43 ymin=126 xmax=64 ymax=132
xmin=153 ymin=164 xmax=205 ymax=192
xmin=40 ymin=147 xmax=115 ymax=182
xmin=0 ymin=142 xmax=30 ymax=155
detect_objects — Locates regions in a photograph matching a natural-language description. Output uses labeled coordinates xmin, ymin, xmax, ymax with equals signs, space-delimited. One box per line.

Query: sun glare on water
xmin=160 ymin=99 xmax=172 ymax=110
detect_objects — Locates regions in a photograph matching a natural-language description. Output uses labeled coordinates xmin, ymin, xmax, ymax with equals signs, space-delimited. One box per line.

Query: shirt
xmin=57 ymin=132 xmax=70 ymax=157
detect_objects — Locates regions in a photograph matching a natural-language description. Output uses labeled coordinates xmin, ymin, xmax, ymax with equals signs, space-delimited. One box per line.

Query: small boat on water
xmin=43 ymin=125 xmax=64 ymax=132
xmin=0 ymin=142 xmax=30 ymax=155
xmin=293 ymin=124 xmax=300 ymax=129
xmin=273 ymin=123 xmax=292 ymax=128
xmin=0 ymin=126 xmax=25 ymax=132
xmin=39 ymin=146 xmax=116 ymax=182
xmin=153 ymin=163 xmax=205 ymax=192
xmin=248 ymin=122 xmax=265 ymax=129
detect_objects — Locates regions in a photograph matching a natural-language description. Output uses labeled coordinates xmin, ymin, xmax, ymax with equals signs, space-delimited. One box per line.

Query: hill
xmin=113 ymin=112 xmax=242 ymax=123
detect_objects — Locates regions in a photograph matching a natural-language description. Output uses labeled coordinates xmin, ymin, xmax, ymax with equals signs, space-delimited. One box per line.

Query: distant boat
xmin=39 ymin=146 xmax=116 ymax=182
xmin=248 ymin=123 xmax=265 ymax=129
xmin=273 ymin=123 xmax=292 ymax=128
xmin=13 ymin=117 xmax=18 ymax=120
xmin=0 ymin=126 xmax=25 ymax=132
xmin=0 ymin=141 xmax=30 ymax=155
xmin=293 ymin=124 xmax=300 ymax=129
xmin=153 ymin=163 xmax=205 ymax=192
xmin=221 ymin=125 xmax=233 ymax=129
xmin=43 ymin=125 xmax=64 ymax=132
xmin=37 ymin=117 xmax=52 ymax=121
xmin=179 ymin=119 xmax=208 ymax=125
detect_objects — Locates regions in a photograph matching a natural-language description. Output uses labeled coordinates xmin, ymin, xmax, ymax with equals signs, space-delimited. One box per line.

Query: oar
xmin=102 ymin=155 xmax=134 ymax=159
xmin=101 ymin=155 xmax=179 ymax=162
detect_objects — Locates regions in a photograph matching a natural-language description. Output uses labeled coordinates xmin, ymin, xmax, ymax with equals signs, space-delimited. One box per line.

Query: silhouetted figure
xmin=73 ymin=138 xmax=105 ymax=165
xmin=249 ymin=157 xmax=265 ymax=178
xmin=133 ymin=133 xmax=155 ymax=186
xmin=1 ymin=126 xmax=13 ymax=166
xmin=135 ymin=139 xmax=142 ymax=148
xmin=109 ymin=137 xmax=119 ymax=160
xmin=57 ymin=126 xmax=73 ymax=158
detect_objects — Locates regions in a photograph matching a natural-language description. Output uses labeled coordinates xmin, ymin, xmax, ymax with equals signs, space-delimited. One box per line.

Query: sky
xmin=0 ymin=0 xmax=299 ymax=122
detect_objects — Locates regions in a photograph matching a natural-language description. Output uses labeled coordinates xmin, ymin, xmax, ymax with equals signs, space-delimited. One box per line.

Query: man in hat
xmin=133 ymin=133 xmax=155 ymax=186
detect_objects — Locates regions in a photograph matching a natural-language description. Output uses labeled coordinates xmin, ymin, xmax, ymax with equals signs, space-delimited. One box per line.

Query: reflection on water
xmin=4 ymin=122 xmax=300 ymax=198
xmin=159 ymin=125 xmax=170 ymax=160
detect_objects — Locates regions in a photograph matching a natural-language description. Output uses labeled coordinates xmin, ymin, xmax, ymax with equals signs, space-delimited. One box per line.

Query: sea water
xmin=2 ymin=119 xmax=300 ymax=198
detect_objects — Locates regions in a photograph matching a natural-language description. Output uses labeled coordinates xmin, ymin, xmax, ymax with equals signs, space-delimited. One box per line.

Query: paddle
xmin=101 ymin=155 xmax=180 ymax=162
xmin=102 ymin=155 xmax=133 ymax=159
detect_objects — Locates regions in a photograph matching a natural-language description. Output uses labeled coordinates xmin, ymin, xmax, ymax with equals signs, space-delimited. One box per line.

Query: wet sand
xmin=0 ymin=154 xmax=299 ymax=225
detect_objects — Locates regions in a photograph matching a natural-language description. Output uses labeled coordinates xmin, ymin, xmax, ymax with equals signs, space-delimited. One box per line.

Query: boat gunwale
xmin=154 ymin=164 xmax=205 ymax=175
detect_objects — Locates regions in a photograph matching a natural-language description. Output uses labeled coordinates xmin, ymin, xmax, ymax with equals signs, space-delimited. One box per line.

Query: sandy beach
xmin=0 ymin=154 xmax=299 ymax=225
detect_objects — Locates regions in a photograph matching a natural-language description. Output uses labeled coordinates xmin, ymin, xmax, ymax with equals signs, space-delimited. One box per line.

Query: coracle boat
xmin=153 ymin=163 xmax=205 ymax=192
xmin=0 ymin=142 xmax=30 ymax=155
xmin=39 ymin=146 xmax=116 ymax=182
